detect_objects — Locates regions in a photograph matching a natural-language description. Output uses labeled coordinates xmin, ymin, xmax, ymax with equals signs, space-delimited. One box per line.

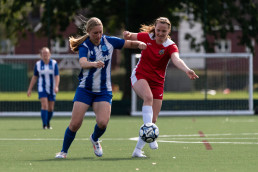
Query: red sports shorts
xmin=131 ymin=70 xmax=164 ymax=100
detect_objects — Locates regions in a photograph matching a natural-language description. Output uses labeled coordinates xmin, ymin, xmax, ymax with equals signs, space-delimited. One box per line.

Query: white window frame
xmin=215 ymin=39 xmax=231 ymax=53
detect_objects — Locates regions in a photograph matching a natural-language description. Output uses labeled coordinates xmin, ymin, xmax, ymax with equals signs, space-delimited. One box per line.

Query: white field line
xmin=0 ymin=138 xmax=125 ymax=141
xmin=1 ymin=133 xmax=258 ymax=144
xmin=157 ymin=140 xmax=258 ymax=145
xmin=0 ymin=137 xmax=258 ymax=140
xmin=159 ymin=138 xmax=258 ymax=140
xmin=159 ymin=133 xmax=258 ymax=137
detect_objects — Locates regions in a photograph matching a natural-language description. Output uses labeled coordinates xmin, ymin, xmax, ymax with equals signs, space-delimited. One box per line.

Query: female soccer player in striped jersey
xmin=27 ymin=47 xmax=60 ymax=129
xmin=123 ymin=17 xmax=199 ymax=158
xmin=55 ymin=17 xmax=146 ymax=159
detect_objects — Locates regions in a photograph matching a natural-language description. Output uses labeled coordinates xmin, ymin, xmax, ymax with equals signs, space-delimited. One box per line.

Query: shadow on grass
xmin=31 ymin=156 xmax=150 ymax=162
xmin=98 ymin=157 xmax=150 ymax=161
xmin=32 ymin=157 xmax=95 ymax=161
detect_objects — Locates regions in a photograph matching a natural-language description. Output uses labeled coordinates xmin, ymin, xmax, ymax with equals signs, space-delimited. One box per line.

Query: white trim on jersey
xmin=148 ymin=33 xmax=175 ymax=47
xmin=103 ymin=37 xmax=113 ymax=92
xmin=130 ymin=68 xmax=138 ymax=86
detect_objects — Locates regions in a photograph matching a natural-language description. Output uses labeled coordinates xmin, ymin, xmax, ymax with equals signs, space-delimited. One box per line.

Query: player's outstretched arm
xmin=123 ymin=31 xmax=138 ymax=40
xmin=171 ymin=52 xmax=199 ymax=80
xmin=123 ymin=40 xmax=146 ymax=50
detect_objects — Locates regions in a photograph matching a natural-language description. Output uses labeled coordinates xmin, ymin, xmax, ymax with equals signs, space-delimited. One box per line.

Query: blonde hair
xmin=40 ymin=47 xmax=50 ymax=55
xmin=69 ymin=17 xmax=103 ymax=53
xmin=140 ymin=17 xmax=171 ymax=39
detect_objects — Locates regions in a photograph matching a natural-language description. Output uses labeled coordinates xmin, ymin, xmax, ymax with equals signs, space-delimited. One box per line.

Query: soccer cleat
xmin=55 ymin=152 xmax=67 ymax=159
xmin=132 ymin=149 xmax=147 ymax=158
xmin=47 ymin=125 xmax=53 ymax=130
xmin=90 ymin=135 xmax=103 ymax=157
xmin=149 ymin=141 xmax=158 ymax=149
xmin=43 ymin=125 xmax=47 ymax=130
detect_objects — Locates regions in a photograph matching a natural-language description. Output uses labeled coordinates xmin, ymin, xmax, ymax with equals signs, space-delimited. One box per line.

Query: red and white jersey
xmin=135 ymin=32 xmax=179 ymax=84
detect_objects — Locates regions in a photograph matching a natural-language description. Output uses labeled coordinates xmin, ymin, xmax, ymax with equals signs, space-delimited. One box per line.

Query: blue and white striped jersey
xmin=78 ymin=35 xmax=125 ymax=92
xmin=34 ymin=59 xmax=59 ymax=95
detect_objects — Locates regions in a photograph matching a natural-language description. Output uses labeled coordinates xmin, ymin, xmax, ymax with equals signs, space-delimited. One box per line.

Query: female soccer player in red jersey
xmin=124 ymin=17 xmax=199 ymax=157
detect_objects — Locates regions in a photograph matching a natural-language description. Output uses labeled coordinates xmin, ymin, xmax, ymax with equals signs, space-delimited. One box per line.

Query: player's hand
xmin=54 ymin=87 xmax=59 ymax=93
xmin=123 ymin=31 xmax=131 ymax=40
xmin=138 ymin=42 xmax=147 ymax=50
xmin=186 ymin=69 xmax=199 ymax=80
xmin=94 ymin=61 xmax=105 ymax=68
xmin=27 ymin=90 xmax=31 ymax=97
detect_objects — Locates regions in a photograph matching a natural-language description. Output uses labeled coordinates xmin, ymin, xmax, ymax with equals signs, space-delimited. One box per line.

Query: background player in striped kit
xmin=27 ymin=47 xmax=60 ymax=129
xmin=55 ymin=17 xmax=147 ymax=159
xmin=123 ymin=17 xmax=199 ymax=157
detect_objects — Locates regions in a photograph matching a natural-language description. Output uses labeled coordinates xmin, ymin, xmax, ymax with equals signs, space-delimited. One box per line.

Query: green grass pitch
xmin=0 ymin=115 xmax=258 ymax=172
xmin=1 ymin=91 xmax=258 ymax=101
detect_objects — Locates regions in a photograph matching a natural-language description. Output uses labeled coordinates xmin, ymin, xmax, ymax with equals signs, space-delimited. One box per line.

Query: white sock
xmin=134 ymin=106 xmax=153 ymax=152
xmin=135 ymin=137 xmax=146 ymax=150
xmin=142 ymin=105 xmax=153 ymax=124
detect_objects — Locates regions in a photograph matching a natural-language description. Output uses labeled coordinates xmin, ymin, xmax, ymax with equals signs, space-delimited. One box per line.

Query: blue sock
xmin=92 ymin=124 xmax=106 ymax=142
xmin=47 ymin=111 xmax=53 ymax=125
xmin=61 ymin=127 xmax=76 ymax=153
xmin=40 ymin=109 xmax=48 ymax=126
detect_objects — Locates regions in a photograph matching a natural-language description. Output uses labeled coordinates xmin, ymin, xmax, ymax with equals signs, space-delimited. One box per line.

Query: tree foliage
xmin=182 ymin=0 xmax=258 ymax=53
xmin=1 ymin=0 xmax=257 ymax=51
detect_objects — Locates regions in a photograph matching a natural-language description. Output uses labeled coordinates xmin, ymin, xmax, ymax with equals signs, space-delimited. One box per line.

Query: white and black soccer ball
xmin=139 ymin=123 xmax=159 ymax=143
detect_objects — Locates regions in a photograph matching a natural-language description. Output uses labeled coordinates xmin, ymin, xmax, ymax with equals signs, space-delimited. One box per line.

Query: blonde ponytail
xmin=69 ymin=34 xmax=89 ymax=53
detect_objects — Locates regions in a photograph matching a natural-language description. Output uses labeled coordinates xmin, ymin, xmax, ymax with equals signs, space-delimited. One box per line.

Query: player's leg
xmin=56 ymin=101 xmax=89 ymax=158
xmin=131 ymin=79 xmax=154 ymax=157
xmin=90 ymin=93 xmax=112 ymax=157
xmin=66 ymin=101 xmax=89 ymax=146
xmin=149 ymin=99 xmax=162 ymax=149
xmin=133 ymin=79 xmax=153 ymax=105
xmin=132 ymin=79 xmax=153 ymax=123
xmin=92 ymin=101 xmax=111 ymax=139
xmin=150 ymin=83 xmax=163 ymax=123
xmin=47 ymin=100 xmax=55 ymax=129
xmin=152 ymin=99 xmax=162 ymax=124
xmin=40 ymin=97 xmax=48 ymax=129
xmin=148 ymin=84 xmax=163 ymax=149
xmin=56 ymin=87 xmax=91 ymax=158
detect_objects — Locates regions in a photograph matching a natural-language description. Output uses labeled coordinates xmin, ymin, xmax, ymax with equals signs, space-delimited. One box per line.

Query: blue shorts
xmin=38 ymin=91 xmax=56 ymax=101
xmin=73 ymin=87 xmax=113 ymax=106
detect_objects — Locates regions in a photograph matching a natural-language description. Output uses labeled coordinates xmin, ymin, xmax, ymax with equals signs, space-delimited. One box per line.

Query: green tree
xmin=1 ymin=0 xmax=257 ymax=52
xmin=183 ymin=0 xmax=258 ymax=53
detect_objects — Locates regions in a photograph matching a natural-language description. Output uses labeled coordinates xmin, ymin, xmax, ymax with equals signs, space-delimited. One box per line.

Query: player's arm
xmin=123 ymin=31 xmax=138 ymax=40
xmin=123 ymin=40 xmax=147 ymax=50
xmin=54 ymin=75 xmax=60 ymax=93
xmin=27 ymin=75 xmax=38 ymax=97
xmin=171 ymin=52 xmax=199 ymax=80
xmin=79 ymin=57 xmax=105 ymax=69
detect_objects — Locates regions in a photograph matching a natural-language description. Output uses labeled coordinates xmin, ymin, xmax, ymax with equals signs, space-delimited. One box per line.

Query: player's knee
xmin=97 ymin=120 xmax=108 ymax=129
xmin=41 ymin=105 xmax=48 ymax=110
xmin=48 ymin=107 xmax=54 ymax=112
xmin=144 ymin=95 xmax=153 ymax=105
xmin=69 ymin=122 xmax=82 ymax=132
xmin=48 ymin=104 xmax=54 ymax=111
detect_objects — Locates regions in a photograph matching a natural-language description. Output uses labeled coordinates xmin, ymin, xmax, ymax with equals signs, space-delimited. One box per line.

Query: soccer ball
xmin=139 ymin=123 xmax=159 ymax=143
